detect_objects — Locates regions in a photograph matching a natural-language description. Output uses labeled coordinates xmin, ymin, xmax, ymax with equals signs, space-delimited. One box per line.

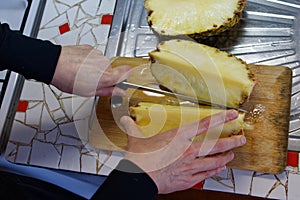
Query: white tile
xmin=50 ymin=85 xmax=63 ymax=97
xmin=44 ymin=85 xmax=60 ymax=111
xmin=269 ymin=185 xmax=287 ymax=200
xmin=46 ymin=128 xmax=58 ymax=143
xmin=98 ymin=151 xmax=123 ymax=175
xmin=67 ymin=6 xmax=78 ymax=27
xmin=55 ymin=1 xmax=70 ymax=14
xmin=56 ymin=135 xmax=83 ymax=146
xmin=41 ymin=104 xmax=57 ymax=131
xmin=75 ymin=17 xmax=89 ymax=27
xmin=30 ymin=140 xmax=60 ymax=168
xmin=25 ymin=102 xmax=43 ymax=125
xmin=80 ymin=23 xmax=92 ymax=37
xmin=9 ymin=121 xmax=36 ymax=144
xmin=40 ymin=0 xmax=59 ymax=27
xmin=55 ymin=144 xmax=63 ymax=154
xmin=81 ymin=154 xmax=97 ymax=173
xmin=21 ymin=81 xmax=44 ymax=101
xmin=53 ymin=109 xmax=66 ymax=122
xmin=38 ymin=26 xmax=59 ymax=40
xmin=77 ymin=8 xmax=87 ymax=21
xmin=57 ymin=0 xmax=82 ymax=7
xmin=97 ymin=44 xmax=106 ymax=53
xmin=46 ymin=13 xmax=68 ymax=28
xmin=203 ymin=178 xmax=234 ymax=193
xmin=73 ymin=118 xmax=90 ymax=142
xmin=59 ymin=145 xmax=80 ymax=171
xmin=14 ymin=112 xmax=25 ymax=123
xmin=73 ymin=97 xmax=94 ymax=120
xmin=87 ymin=17 xmax=101 ymax=25
xmin=288 ymin=173 xmax=300 ymax=200
xmin=81 ymin=0 xmax=101 ymax=16
xmin=80 ymin=31 xmax=96 ymax=46
xmin=232 ymin=169 xmax=254 ymax=195
xmin=37 ymin=132 xmax=45 ymax=140
xmin=251 ymin=174 xmax=277 ymax=198
xmin=92 ymin=25 xmax=110 ymax=45
xmin=55 ymin=28 xmax=80 ymax=45
xmin=61 ymin=96 xmax=88 ymax=120
xmin=16 ymin=146 xmax=31 ymax=164
xmin=59 ymin=122 xmax=79 ymax=138
xmin=4 ymin=142 xmax=17 ymax=161
xmin=98 ymin=0 xmax=116 ymax=14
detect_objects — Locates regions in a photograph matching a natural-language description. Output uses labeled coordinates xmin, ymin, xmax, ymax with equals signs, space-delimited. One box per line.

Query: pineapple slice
xmin=149 ymin=39 xmax=255 ymax=108
xmin=144 ymin=0 xmax=247 ymax=37
xmin=130 ymin=102 xmax=245 ymax=139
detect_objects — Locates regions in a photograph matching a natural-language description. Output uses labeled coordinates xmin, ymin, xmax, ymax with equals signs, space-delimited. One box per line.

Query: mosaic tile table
xmin=4 ymin=0 xmax=300 ymax=199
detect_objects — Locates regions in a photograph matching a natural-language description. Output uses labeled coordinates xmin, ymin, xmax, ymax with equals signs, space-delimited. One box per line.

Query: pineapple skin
xmin=149 ymin=39 xmax=255 ymax=108
xmin=144 ymin=0 xmax=247 ymax=37
xmin=130 ymin=102 xmax=245 ymax=139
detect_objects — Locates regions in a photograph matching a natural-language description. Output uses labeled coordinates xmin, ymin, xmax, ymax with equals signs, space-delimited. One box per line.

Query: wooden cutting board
xmin=89 ymin=57 xmax=292 ymax=174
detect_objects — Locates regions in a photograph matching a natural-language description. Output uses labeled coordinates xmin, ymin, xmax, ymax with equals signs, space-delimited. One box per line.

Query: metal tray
xmin=105 ymin=0 xmax=300 ymax=151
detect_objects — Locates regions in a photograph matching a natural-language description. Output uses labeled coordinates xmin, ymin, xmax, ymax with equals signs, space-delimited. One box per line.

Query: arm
xmin=0 ymin=23 xmax=130 ymax=96
xmin=0 ymin=23 xmax=61 ymax=84
xmin=92 ymin=110 xmax=246 ymax=199
xmin=91 ymin=160 xmax=158 ymax=200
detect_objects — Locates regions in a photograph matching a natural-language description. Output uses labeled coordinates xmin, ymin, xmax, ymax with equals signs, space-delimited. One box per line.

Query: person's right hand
xmin=120 ymin=110 xmax=246 ymax=194
xmin=51 ymin=45 xmax=131 ymax=97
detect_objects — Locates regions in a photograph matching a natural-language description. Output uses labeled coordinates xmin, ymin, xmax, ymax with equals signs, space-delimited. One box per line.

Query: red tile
xmin=101 ymin=14 xmax=113 ymax=25
xmin=286 ymin=151 xmax=299 ymax=167
xmin=59 ymin=23 xmax=70 ymax=34
xmin=193 ymin=180 xmax=204 ymax=190
xmin=17 ymin=101 xmax=29 ymax=112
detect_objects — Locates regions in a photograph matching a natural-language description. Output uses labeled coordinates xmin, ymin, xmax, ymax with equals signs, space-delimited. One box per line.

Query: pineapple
xmin=130 ymin=102 xmax=245 ymax=139
xmin=144 ymin=0 xmax=247 ymax=37
xmin=149 ymin=39 xmax=255 ymax=108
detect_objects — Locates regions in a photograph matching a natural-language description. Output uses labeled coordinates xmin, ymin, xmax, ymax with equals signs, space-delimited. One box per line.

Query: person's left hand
xmin=51 ymin=45 xmax=131 ymax=97
xmin=120 ymin=110 xmax=246 ymax=194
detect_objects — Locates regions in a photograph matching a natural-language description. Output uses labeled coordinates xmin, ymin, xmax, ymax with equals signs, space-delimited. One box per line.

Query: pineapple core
xmin=130 ymin=102 xmax=245 ymax=139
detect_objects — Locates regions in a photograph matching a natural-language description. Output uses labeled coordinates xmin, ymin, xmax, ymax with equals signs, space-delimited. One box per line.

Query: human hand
xmin=51 ymin=45 xmax=131 ymax=96
xmin=120 ymin=110 xmax=246 ymax=194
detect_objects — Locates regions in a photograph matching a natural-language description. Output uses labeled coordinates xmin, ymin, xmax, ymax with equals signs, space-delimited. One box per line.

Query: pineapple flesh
xmin=145 ymin=0 xmax=247 ymax=37
xmin=149 ymin=39 xmax=255 ymax=108
xmin=130 ymin=102 xmax=245 ymax=139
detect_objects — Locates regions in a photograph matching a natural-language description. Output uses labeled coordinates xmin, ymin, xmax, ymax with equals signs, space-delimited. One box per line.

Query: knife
xmin=117 ymin=81 xmax=248 ymax=113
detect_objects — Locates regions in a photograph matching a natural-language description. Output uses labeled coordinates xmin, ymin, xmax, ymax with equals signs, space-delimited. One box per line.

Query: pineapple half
xmin=144 ymin=0 xmax=247 ymax=37
xmin=130 ymin=102 xmax=245 ymax=139
xmin=149 ymin=39 xmax=255 ymax=108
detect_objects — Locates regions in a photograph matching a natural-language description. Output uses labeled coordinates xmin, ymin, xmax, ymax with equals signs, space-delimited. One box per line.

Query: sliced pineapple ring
xmin=149 ymin=39 xmax=255 ymax=108
xmin=145 ymin=0 xmax=247 ymax=36
xmin=130 ymin=102 xmax=245 ymax=139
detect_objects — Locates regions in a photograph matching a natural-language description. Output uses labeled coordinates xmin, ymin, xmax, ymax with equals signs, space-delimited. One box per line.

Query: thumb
xmin=120 ymin=116 xmax=145 ymax=138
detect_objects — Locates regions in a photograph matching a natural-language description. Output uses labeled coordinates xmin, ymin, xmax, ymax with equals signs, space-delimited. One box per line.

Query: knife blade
xmin=117 ymin=81 xmax=248 ymax=113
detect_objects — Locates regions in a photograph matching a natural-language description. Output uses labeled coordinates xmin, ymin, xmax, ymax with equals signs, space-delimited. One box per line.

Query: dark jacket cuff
xmin=91 ymin=159 xmax=158 ymax=200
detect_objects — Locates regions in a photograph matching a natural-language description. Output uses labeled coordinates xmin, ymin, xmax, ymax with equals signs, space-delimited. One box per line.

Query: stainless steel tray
xmin=106 ymin=0 xmax=300 ymax=151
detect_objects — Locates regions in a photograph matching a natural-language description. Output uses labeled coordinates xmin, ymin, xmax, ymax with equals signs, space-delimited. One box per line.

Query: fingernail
xmin=240 ymin=135 xmax=246 ymax=145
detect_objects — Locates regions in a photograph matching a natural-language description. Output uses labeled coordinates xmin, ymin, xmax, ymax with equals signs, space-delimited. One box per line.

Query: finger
xmin=100 ymin=65 xmax=132 ymax=87
xmin=179 ymin=151 xmax=234 ymax=175
xmin=205 ymin=135 xmax=246 ymax=156
xmin=188 ymin=135 xmax=246 ymax=157
xmin=120 ymin=116 xmax=145 ymax=138
xmin=179 ymin=110 xmax=238 ymax=140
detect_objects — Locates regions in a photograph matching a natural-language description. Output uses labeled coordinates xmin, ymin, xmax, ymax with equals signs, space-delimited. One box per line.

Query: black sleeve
xmin=0 ymin=23 xmax=61 ymax=84
xmin=91 ymin=159 xmax=158 ymax=200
